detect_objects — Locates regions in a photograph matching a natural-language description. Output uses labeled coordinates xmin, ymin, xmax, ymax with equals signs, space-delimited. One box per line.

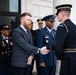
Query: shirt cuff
xmin=37 ymin=48 xmax=40 ymax=53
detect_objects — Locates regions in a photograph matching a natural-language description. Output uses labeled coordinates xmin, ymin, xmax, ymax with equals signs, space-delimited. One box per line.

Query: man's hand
xmin=39 ymin=62 xmax=45 ymax=67
xmin=27 ymin=55 xmax=33 ymax=65
xmin=40 ymin=46 xmax=50 ymax=55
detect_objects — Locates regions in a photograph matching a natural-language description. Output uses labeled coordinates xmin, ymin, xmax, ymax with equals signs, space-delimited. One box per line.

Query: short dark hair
xmin=20 ymin=12 xmax=32 ymax=19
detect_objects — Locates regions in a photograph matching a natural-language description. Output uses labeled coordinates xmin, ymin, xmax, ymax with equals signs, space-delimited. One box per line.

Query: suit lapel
xmin=18 ymin=26 xmax=28 ymax=42
xmin=19 ymin=26 xmax=33 ymax=44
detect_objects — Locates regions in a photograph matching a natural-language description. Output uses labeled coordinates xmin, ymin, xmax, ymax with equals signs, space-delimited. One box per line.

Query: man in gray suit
xmin=11 ymin=12 xmax=49 ymax=75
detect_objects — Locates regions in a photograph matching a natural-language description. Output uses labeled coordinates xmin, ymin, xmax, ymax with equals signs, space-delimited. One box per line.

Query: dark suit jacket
xmin=11 ymin=26 xmax=38 ymax=67
xmin=36 ymin=27 xmax=57 ymax=66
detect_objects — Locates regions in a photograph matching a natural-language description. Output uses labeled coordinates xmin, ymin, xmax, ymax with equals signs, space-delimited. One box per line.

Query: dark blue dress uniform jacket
xmin=55 ymin=19 xmax=76 ymax=75
xmin=0 ymin=36 xmax=13 ymax=67
xmin=36 ymin=27 xmax=56 ymax=66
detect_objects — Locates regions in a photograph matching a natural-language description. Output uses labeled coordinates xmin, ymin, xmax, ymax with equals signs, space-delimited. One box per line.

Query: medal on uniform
xmin=46 ymin=40 xmax=49 ymax=43
xmin=45 ymin=35 xmax=49 ymax=38
xmin=10 ymin=42 xmax=13 ymax=46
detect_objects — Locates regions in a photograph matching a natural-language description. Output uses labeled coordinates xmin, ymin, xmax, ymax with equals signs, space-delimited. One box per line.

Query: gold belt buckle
xmin=64 ymin=48 xmax=76 ymax=50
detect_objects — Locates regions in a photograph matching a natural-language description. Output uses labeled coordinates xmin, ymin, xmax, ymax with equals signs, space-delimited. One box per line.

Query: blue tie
xmin=50 ymin=30 xmax=55 ymax=44
xmin=26 ymin=30 xmax=31 ymax=44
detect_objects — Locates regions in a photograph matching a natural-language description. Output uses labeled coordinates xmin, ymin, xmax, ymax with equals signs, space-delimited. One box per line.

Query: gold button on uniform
xmin=5 ymin=51 xmax=7 ymax=54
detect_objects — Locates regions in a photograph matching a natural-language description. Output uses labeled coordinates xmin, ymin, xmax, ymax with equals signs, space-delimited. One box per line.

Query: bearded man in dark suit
xmin=11 ymin=12 xmax=49 ymax=75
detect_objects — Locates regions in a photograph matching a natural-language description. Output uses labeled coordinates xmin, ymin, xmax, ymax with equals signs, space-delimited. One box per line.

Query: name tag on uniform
xmin=45 ymin=35 xmax=49 ymax=38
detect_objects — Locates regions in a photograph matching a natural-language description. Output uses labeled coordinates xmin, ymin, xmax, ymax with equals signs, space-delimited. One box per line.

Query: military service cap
xmin=0 ymin=24 xmax=10 ymax=30
xmin=37 ymin=19 xmax=43 ymax=24
xmin=55 ymin=4 xmax=72 ymax=15
xmin=43 ymin=15 xmax=55 ymax=22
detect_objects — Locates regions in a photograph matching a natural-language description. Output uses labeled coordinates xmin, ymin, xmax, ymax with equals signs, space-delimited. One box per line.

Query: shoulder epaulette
xmin=58 ymin=23 xmax=68 ymax=33
xmin=63 ymin=23 xmax=69 ymax=33
xmin=58 ymin=24 xmax=64 ymax=28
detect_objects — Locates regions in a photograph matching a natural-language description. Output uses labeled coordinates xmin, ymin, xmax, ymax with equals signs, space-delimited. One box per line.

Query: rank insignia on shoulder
xmin=58 ymin=24 xmax=64 ymax=28
xmin=45 ymin=35 xmax=49 ymax=38
xmin=63 ymin=23 xmax=69 ymax=32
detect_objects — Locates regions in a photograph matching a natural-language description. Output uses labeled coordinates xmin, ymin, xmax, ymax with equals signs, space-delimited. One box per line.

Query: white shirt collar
xmin=20 ymin=25 xmax=27 ymax=32
xmin=46 ymin=26 xmax=52 ymax=32
xmin=2 ymin=35 xmax=8 ymax=39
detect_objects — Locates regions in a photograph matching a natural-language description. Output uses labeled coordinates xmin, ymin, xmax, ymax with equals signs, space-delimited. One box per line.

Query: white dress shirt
xmin=46 ymin=26 xmax=53 ymax=32
xmin=2 ymin=35 xmax=9 ymax=43
xmin=20 ymin=25 xmax=27 ymax=33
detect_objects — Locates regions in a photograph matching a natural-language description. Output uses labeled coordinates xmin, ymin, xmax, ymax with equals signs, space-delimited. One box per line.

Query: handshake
xmin=39 ymin=46 xmax=50 ymax=55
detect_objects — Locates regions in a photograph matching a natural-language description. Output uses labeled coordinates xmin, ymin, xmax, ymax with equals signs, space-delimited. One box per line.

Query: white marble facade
xmin=21 ymin=0 xmax=76 ymax=30
xmin=21 ymin=0 xmax=53 ymax=30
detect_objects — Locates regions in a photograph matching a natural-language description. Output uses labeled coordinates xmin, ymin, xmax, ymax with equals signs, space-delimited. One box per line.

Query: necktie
xmin=26 ymin=30 xmax=31 ymax=43
xmin=51 ymin=30 xmax=54 ymax=38
xmin=51 ymin=30 xmax=55 ymax=44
